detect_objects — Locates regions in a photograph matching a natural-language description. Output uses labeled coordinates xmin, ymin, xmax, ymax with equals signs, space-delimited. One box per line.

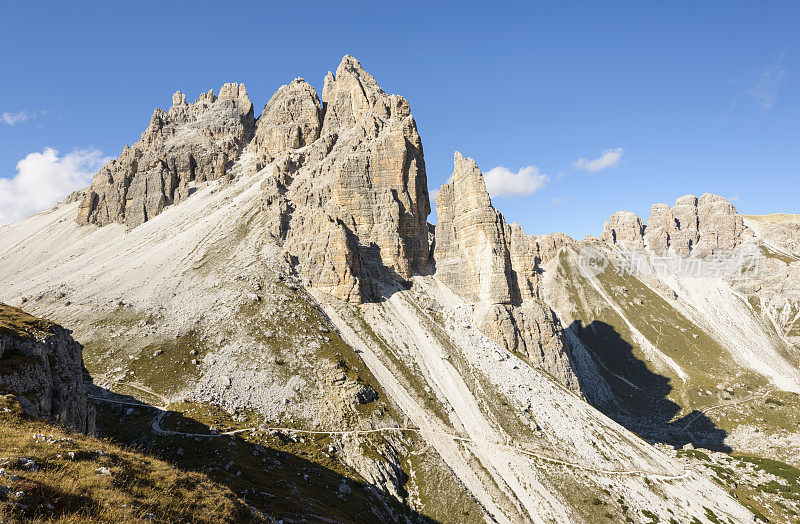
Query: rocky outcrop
xmin=599 ymin=194 xmax=753 ymax=256
xmin=434 ymin=152 xmax=581 ymax=392
xmin=642 ymin=194 xmax=752 ymax=255
xmin=601 ymin=211 xmax=645 ymax=249
xmin=256 ymin=56 xmax=430 ymax=301
xmin=77 ymin=83 xmax=255 ymax=227
xmin=252 ymin=79 xmax=323 ymax=171
xmin=434 ymin=152 xmax=515 ymax=304
xmin=0 ymin=303 xmax=92 ymax=432
xmin=743 ymin=214 xmax=800 ymax=257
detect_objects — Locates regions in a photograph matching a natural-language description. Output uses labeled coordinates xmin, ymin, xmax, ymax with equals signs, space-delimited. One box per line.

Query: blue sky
xmin=1 ymin=1 xmax=798 ymax=236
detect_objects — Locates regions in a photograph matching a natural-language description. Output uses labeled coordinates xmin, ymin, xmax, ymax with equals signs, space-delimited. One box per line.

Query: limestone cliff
xmin=77 ymin=83 xmax=254 ymax=227
xmin=601 ymin=193 xmax=752 ymax=255
xmin=260 ymin=56 xmax=430 ymax=302
xmin=75 ymin=57 xmax=430 ymax=304
xmin=0 ymin=303 xmax=93 ymax=432
xmin=434 ymin=152 xmax=581 ymax=392
xmin=600 ymin=211 xmax=645 ymax=249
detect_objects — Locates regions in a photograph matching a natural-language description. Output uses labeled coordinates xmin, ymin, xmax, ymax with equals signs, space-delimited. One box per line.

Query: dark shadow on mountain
xmin=567 ymin=320 xmax=730 ymax=452
xmin=358 ymin=242 xmax=414 ymax=304
xmin=88 ymin=385 xmax=437 ymax=523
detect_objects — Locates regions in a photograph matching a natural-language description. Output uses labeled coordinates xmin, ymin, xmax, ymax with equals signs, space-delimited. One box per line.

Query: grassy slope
xmin=94 ymin=396 xmax=429 ymax=523
xmin=0 ymin=395 xmax=263 ymax=524
xmin=556 ymin=249 xmax=800 ymax=454
xmin=2 ymin=299 xmax=436 ymax=522
xmin=677 ymin=447 xmax=800 ymax=523
xmin=0 ymin=303 xmax=58 ymax=341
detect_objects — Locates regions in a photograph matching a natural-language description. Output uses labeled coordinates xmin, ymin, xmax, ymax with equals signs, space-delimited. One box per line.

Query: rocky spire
xmin=435 ymin=152 xmax=515 ymax=304
xmin=434 ymin=152 xmax=581 ymax=392
xmin=251 ymin=56 xmax=433 ymax=301
xmin=321 ymin=55 xmax=398 ymax=135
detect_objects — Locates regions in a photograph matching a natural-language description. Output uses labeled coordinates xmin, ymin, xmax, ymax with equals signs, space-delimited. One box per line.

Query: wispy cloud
xmin=484 ymin=165 xmax=549 ymax=199
xmin=747 ymin=56 xmax=786 ymax=110
xmin=0 ymin=147 xmax=110 ymax=225
xmin=728 ymin=195 xmax=740 ymax=202
xmin=551 ymin=197 xmax=567 ymax=206
xmin=572 ymin=147 xmax=624 ymax=172
xmin=1 ymin=110 xmax=48 ymax=126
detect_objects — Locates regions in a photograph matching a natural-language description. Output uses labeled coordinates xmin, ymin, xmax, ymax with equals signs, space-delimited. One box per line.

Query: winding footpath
xmin=89 ymin=391 xmax=691 ymax=480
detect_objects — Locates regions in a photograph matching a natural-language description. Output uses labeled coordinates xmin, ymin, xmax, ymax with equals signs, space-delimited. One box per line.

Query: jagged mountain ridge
xmin=2 ymin=55 xmax=799 ymax=522
xmin=77 ymin=56 xmax=430 ymax=304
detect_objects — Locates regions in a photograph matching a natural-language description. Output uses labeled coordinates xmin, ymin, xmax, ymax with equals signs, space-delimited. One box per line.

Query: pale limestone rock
xmin=77 ymin=83 xmax=255 ymax=227
xmin=76 ymin=57 xmax=428 ymax=303
xmin=695 ymin=193 xmax=752 ymax=255
xmin=320 ymin=55 xmax=407 ymax=136
xmin=643 ymin=203 xmax=672 ymax=253
xmin=434 ymin=152 xmax=580 ymax=392
xmin=508 ymin=223 xmax=541 ymax=301
xmin=434 ymin=152 xmax=514 ymax=304
xmin=744 ymin=213 xmax=800 ymax=257
xmin=172 ymin=91 xmax=186 ymax=106
xmin=533 ymin=232 xmax=576 ymax=264
xmin=258 ymin=56 xmax=430 ymax=301
xmin=252 ymin=79 xmax=322 ymax=171
xmin=601 ymin=211 xmax=645 ymax=249
xmin=75 ymin=58 xmax=429 ymax=303
xmin=642 ymin=193 xmax=752 ymax=255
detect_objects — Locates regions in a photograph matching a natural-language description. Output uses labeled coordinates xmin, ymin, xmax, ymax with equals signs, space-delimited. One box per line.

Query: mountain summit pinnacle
xmin=76 ymin=56 xmax=430 ymax=303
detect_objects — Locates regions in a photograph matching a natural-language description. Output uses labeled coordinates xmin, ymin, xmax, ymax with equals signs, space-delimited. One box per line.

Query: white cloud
xmin=747 ymin=56 xmax=786 ymax=110
xmin=1 ymin=110 xmax=46 ymax=126
xmin=429 ymin=188 xmax=439 ymax=203
xmin=484 ymin=165 xmax=548 ymax=199
xmin=551 ymin=196 xmax=567 ymax=206
xmin=0 ymin=147 xmax=109 ymax=225
xmin=728 ymin=195 xmax=740 ymax=202
xmin=572 ymin=147 xmax=624 ymax=172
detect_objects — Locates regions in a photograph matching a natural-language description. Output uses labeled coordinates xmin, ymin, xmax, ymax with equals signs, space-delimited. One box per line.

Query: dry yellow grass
xmin=0 ymin=395 xmax=267 ymax=523
xmin=0 ymin=303 xmax=58 ymax=341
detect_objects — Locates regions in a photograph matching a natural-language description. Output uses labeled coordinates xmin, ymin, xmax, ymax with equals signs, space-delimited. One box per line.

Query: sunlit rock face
xmin=78 ymin=83 xmax=254 ymax=228
xmin=75 ymin=57 xmax=430 ymax=303
xmin=434 ymin=152 xmax=582 ymax=393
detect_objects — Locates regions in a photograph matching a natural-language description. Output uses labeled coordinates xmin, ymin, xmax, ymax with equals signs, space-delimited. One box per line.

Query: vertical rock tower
xmin=435 ymin=152 xmax=582 ymax=392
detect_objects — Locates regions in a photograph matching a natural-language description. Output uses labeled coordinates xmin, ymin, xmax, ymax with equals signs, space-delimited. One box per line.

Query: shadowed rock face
xmin=0 ymin=303 xmax=93 ymax=433
xmin=434 ymin=152 xmax=582 ymax=392
xmin=77 ymin=83 xmax=255 ymax=228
